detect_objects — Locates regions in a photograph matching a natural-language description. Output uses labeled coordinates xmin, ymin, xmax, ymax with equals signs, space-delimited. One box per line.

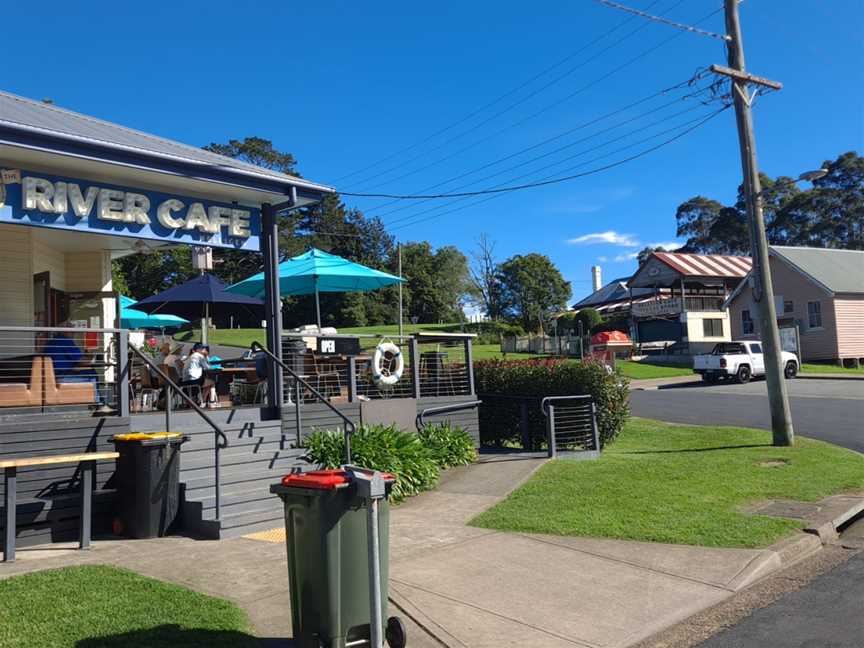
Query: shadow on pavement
xmin=75 ymin=625 xmax=293 ymax=648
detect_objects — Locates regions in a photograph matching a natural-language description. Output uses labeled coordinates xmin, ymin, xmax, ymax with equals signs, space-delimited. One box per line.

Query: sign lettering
xmin=0 ymin=170 xmax=260 ymax=250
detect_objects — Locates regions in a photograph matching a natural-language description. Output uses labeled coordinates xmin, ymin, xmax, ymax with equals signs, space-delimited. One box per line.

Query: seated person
xmin=155 ymin=342 xmax=182 ymax=371
xmin=181 ymin=343 xmax=215 ymax=404
xmin=42 ymin=325 xmax=97 ymax=385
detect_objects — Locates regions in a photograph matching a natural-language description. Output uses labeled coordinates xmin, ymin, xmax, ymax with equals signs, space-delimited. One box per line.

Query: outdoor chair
xmin=43 ymin=357 xmax=97 ymax=406
xmin=135 ymin=366 xmax=161 ymax=412
xmin=310 ymin=352 xmax=342 ymax=399
xmin=162 ymin=364 xmax=203 ymax=408
xmin=0 ymin=356 xmax=43 ymax=408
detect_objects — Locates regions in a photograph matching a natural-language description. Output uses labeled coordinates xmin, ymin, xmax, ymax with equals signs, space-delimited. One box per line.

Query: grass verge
xmin=0 ymin=565 xmax=257 ymax=648
xmin=801 ymin=362 xmax=864 ymax=375
xmin=471 ymin=418 xmax=864 ymax=548
xmin=616 ymin=360 xmax=693 ymax=380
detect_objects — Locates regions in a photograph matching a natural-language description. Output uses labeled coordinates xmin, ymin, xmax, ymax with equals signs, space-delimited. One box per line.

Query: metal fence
xmin=280 ymin=332 xmax=474 ymax=403
xmin=501 ymin=335 xmax=585 ymax=356
xmin=0 ymin=326 xmax=127 ymax=421
xmin=541 ymin=395 xmax=600 ymax=459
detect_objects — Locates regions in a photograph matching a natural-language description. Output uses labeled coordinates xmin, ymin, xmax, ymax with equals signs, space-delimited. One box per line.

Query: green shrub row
xmin=303 ymin=422 xmax=477 ymax=502
xmin=474 ymin=358 xmax=630 ymax=449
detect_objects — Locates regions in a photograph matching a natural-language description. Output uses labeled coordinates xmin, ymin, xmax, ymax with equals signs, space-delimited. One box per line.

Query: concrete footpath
xmin=0 ymin=452 xmax=832 ymax=648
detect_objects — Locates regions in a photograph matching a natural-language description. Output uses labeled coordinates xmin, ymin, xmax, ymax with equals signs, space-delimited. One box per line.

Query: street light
xmin=797 ymin=168 xmax=829 ymax=183
xmin=757 ymin=169 xmax=829 ymax=197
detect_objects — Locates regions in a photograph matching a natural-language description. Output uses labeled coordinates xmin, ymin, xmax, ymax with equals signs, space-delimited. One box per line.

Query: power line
xmin=383 ymin=108 xmax=728 ymax=230
xmin=342 ymin=105 xmax=729 ymax=201
xmin=380 ymin=106 xmax=730 ymax=233
xmin=340 ymin=0 xmax=692 ymax=192
xmin=331 ymin=0 xmax=668 ymax=185
xmin=379 ymin=97 xmax=713 ymax=224
xmin=345 ymin=4 xmax=723 ymax=198
xmin=596 ymin=0 xmax=730 ymax=41
xmin=368 ymin=75 xmax=714 ymax=220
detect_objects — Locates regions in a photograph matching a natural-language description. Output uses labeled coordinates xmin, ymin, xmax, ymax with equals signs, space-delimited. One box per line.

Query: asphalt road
xmin=630 ymin=378 xmax=864 ymax=452
xmin=698 ymin=551 xmax=864 ymax=648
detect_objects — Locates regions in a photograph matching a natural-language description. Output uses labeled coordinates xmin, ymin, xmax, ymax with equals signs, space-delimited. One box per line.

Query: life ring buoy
xmin=372 ymin=341 xmax=404 ymax=387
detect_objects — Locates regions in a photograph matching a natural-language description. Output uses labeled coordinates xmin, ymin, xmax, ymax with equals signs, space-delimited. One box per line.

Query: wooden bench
xmin=2 ymin=452 xmax=119 ymax=562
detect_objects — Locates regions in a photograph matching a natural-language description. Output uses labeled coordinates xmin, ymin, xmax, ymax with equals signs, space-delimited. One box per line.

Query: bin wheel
xmin=386 ymin=616 xmax=407 ymax=648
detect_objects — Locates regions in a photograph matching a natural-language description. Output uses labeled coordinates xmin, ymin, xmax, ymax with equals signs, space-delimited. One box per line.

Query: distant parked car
xmin=693 ymin=341 xmax=799 ymax=384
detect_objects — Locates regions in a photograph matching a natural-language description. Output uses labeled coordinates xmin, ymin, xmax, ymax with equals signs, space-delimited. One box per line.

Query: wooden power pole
xmin=715 ymin=0 xmax=794 ymax=446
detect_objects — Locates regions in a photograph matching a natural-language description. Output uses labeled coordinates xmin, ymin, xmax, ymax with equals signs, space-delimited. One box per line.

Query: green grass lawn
xmin=616 ymin=360 xmax=693 ymax=380
xmin=801 ymin=362 xmax=864 ymax=375
xmin=471 ymin=418 xmax=864 ymax=548
xmin=0 ymin=565 xmax=257 ymax=648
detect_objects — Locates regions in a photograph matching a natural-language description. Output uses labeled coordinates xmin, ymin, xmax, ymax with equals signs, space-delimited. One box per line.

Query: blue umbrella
xmin=226 ymin=248 xmax=404 ymax=326
xmin=134 ymin=273 xmax=264 ymax=343
xmin=120 ymin=295 xmax=189 ymax=330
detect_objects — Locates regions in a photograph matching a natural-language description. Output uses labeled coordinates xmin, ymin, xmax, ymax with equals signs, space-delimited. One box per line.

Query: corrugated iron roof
xmin=772 ymin=246 xmax=864 ymax=294
xmin=0 ymin=90 xmax=333 ymax=193
xmin=653 ymin=252 xmax=752 ymax=278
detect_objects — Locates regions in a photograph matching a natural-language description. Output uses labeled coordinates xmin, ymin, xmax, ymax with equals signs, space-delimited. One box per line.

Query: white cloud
xmin=566 ymin=230 xmax=639 ymax=247
xmin=597 ymin=256 xmax=608 ymax=262
xmin=614 ymin=252 xmax=640 ymax=262
xmin=648 ymin=240 xmax=684 ymax=251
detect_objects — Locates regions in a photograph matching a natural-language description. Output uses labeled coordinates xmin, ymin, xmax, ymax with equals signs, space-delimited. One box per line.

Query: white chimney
xmin=591 ymin=265 xmax=602 ymax=292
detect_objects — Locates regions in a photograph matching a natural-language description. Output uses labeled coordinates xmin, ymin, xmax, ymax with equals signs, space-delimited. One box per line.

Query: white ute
xmin=693 ymin=341 xmax=799 ymax=384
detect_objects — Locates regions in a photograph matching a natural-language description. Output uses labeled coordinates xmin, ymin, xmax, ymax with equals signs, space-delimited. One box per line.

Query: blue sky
xmin=3 ymin=1 xmax=862 ymax=303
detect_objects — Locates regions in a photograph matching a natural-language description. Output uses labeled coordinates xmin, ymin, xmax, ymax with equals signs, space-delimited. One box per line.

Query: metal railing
xmin=250 ymin=341 xmax=358 ymax=463
xmin=128 ymin=345 xmax=229 ymax=521
xmin=541 ymin=395 xmax=600 ymax=459
xmin=415 ymin=400 xmax=482 ymax=431
xmin=0 ymin=326 xmax=128 ymax=421
xmin=280 ymin=332 xmax=475 ymax=402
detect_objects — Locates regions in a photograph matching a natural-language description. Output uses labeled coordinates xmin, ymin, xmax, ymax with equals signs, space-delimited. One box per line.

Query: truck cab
xmin=693 ymin=341 xmax=799 ymax=384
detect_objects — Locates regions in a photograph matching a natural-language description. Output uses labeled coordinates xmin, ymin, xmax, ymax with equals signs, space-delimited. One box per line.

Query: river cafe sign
xmin=0 ymin=170 xmax=261 ymax=251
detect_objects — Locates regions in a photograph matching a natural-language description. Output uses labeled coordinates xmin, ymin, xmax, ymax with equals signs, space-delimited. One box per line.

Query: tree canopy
xmin=676 ymin=151 xmax=864 ymax=254
xmin=498 ymin=253 xmax=571 ymax=331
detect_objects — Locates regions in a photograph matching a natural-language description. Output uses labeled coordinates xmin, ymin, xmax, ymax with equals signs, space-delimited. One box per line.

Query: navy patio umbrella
xmin=134 ymin=273 xmax=264 ymax=344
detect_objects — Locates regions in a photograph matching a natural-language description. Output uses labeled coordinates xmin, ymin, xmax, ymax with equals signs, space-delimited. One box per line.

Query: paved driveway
xmin=630 ymin=378 xmax=864 ymax=452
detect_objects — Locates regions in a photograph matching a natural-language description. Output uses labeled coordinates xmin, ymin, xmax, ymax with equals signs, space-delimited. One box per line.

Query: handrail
xmin=250 ymin=341 xmax=357 ymax=464
xmin=541 ymin=395 xmax=592 ymax=417
xmin=129 ymin=345 xmax=228 ymax=521
xmin=415 ymin=400 xmax=482 ymax=431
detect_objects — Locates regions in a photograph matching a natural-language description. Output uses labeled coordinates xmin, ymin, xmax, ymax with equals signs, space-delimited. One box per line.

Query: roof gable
xmin=771 ymin=246 xmax=864 ymax=295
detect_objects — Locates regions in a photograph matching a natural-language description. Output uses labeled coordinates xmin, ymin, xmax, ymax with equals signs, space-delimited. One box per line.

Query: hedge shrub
xmin=474 ymin=358 xmax=629 ymax=449
xmin=303 ymin=422 xmax=476 ymax=502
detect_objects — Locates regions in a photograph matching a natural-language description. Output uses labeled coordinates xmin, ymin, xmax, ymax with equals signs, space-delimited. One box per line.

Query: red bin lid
xmin=282 ymin=469 xmax=349 ymax=490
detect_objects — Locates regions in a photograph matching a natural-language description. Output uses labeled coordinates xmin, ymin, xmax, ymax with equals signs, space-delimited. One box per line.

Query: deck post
xmin=464 ymin=337 xmax=475 ymax=395
xmin=261 ymin=202 xmax=284 ymax=421
xmin=79 ymin=462 xmax=93 ymax=550
xmin=117 ymin=329 xmax=130 ymax=417
xmin=347 ymin=357 xmax=357 ymax=402
xmin=547 ymin=404 xmax=556 ymax=459
xmin=4 ymin=467 xmax=16 ymax=562
xmin=520 ymin=401 xmax=531 ymax=450
xmin=409 ymin=337 xmax=421 ymax=399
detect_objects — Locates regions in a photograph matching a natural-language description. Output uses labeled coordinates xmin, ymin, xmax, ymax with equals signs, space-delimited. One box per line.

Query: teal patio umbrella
xmin=120 ymin=295 xmax=189 ymax=330
xmin=226 ymin=248 xmax=404 ymax=327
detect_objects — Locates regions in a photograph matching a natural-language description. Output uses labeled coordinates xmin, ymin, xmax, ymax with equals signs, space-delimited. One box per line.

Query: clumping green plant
xmin=303 ymin=422 xmax=477 ymax=502
xmin=418 ymin=422 xmax=477 ymax=469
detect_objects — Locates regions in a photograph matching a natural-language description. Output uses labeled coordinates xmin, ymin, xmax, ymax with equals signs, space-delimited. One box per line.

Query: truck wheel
xmin=736 ymin=365 xmax=751 ymax=384
xmin=386 ymin=616 xmax=407 ymax=648
xmin=784 ymin=361 xmax=798 ymax=379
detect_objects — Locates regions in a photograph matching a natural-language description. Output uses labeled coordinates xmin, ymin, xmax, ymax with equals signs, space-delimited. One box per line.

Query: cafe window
xmin=807 ymin=301 xmax=822 ymax=329
xmin=703 ymin=318 xmax=724 ymax=337
xmin=741 ymin=310 xmax=754 ymax=335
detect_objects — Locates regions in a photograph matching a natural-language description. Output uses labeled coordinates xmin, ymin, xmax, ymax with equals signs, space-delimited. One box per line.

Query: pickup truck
xmin=693 ymin=341 xmax=799 ymax=383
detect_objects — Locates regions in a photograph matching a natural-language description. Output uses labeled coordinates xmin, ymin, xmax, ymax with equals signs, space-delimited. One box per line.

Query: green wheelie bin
xmin=270 ymin=468 xmax=406 ymax=648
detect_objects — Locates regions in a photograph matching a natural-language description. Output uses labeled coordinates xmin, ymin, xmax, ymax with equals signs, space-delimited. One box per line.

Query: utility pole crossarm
xmin=710 ymin=64 xmax=783 ymax=90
